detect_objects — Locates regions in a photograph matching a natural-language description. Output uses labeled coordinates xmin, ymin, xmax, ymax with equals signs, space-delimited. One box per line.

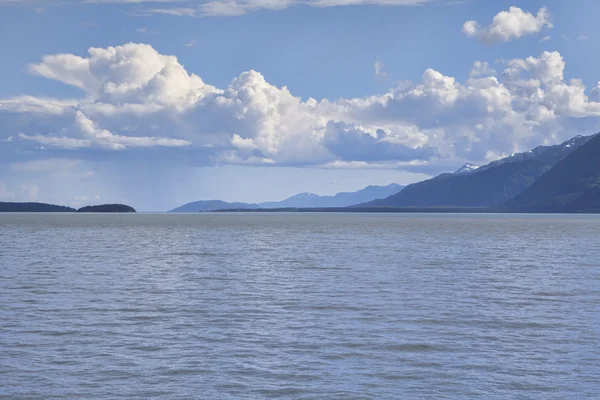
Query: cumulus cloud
xmin=3 ymin=43 xmax=600 ymax=175
xmin=73 ymin=111 xmax=191 ymax=149
xmin=469 ymin=61 xmax=496 ymax=78
xmin=28 ymin=43 xmax=219 ymax=105
xmin=323 ymin=122 xmax=435 ymax=162
xmin=462 ymin=6 xmax=553 ymax=44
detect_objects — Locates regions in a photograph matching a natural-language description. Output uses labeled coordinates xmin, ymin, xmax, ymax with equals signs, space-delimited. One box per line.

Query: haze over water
xmin=1 ymin=213 xmax=599 ymax=399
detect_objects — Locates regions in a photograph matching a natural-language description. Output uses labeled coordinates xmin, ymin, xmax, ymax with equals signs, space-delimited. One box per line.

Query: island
xmin=0 ymin=202 xmax=76 ymax=212
xmin=77 ymin=204 xmax=136 ymax=213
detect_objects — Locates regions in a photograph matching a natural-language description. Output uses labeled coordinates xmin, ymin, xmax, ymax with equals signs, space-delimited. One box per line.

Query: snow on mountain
xmin=454 ymin=163 xmax=479 ymax=175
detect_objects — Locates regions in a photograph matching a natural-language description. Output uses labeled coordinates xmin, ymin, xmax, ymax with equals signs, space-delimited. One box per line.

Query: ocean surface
xmin=1 ymin=213 xmax=599 ymax=399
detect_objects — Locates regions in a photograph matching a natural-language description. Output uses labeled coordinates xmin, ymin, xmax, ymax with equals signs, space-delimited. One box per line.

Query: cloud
xmin=16 ymin=111 xmax=191 ymax=150
xmin=374 ymin=61 xmax=388 ymax=79
xmin=18 ymin=134 xmax=92 ymax=149
xmin=139 ymin=0 xmax=433 ymax=16
xmin=323 ymin=122 xmax=435 ymax=162
xmin=136 ymin=27 xmax=156 ymax=34
xmin=0 ymin=96 xmax=77 ymax=114
xmin=577 ymin=35 xmax=589 ymax=41
xmin=3 ymin=43 xmax=600 ymax=176
xmin=2 ymin=0 xmax=435 ymax=16
xmin=462 ymin=6 xmax=552 ymax=44
xmin=28 ymin=43 xmax=219 ymax=104
xmin=469 ymin=61 xmax=496 ymax=78
xmin=539 ymin=35 xmax=551 ymax=42
xmin=73 ymin=110 xmax=192 ymax=150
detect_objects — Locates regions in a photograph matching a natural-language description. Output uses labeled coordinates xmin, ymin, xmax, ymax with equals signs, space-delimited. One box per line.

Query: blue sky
xmin=1 ymin=0 xmax=600 ymax=210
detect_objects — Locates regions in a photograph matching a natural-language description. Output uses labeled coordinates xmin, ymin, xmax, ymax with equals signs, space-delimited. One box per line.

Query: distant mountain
xmin=454 ymin=163 xmax=479 ymax=174
xmin=364 ymin=134 xmax=595 ymax=208
xmin=170 ymin=184 xmax=404 ymax=212
xmin=260 ymin=184 xmax=404 ymax=208
xmin=77 ymin=204 xmax=136 ymax=213
xmin=506 ymin=133 xmax=600 ymax=213
xmin=170 ymin=200 xmax=259 ymax=213
xmin=0 ymin=202 xmax=75 ymax=212
xmin=260 ymin=193 xmax=321 ymax=209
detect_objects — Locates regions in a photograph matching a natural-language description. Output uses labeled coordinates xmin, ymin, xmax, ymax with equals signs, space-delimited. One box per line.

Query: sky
xmin=1 ymin=0 xmax=600 ymax=211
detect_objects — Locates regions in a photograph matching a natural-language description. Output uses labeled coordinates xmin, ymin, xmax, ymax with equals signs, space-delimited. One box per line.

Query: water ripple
xmin=1 ymin=213 xmax=599 ymax=399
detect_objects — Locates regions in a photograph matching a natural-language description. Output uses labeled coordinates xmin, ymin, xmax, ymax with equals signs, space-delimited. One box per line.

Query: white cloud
xmin=539 ymin=35 xmax=551 ymax=42
xmin=141 ymin=0 xmax=433 ymax=16
xmin=323 ymin=122 xmax=434 ymax=162
xmin=469 ymin=61 xmax=496 ymax=78
xmin=462 ymin=6 xmax=552 ymax=44
xmin=73 ymin=110 xmax=191 ymax=149
xmin=0 ymin=96 xmax=77 ymax=114
xmin=18 ymin=134 xmax=92 ymax=149
xmin=577 ymin=35 xmax=589 ymax=41
xmin=504 ymin=51 xmax=564 ymax=84
xmin=374 ymin=61 xmax=388 ymax=79
xmin=28 ymin=43 xmax=220 ymax=105
xmin=2 ymin=0 xmax=434 ymax=16
xmin=3 ymin=43 xmax=600 ymax=174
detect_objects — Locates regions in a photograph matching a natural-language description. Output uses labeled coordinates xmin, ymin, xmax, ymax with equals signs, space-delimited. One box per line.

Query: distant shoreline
xmin=210 ymin=207 xmax=599 ymax=214
xmin=0 ymin=202 xmax=136 ymax=213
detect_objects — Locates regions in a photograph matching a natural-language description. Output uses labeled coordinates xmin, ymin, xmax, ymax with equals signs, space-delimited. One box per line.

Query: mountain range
xmin=506 ymin=133 xmax=600 ymax=212
xmin=364 ymin=134 xmax=596 ymax=209
xmin=170 ymin=184 xmax=405 ymax=212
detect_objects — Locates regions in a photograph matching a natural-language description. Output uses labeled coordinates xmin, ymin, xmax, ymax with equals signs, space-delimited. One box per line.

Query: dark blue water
xmin=1 ymin=213 xmax=599 ymax=399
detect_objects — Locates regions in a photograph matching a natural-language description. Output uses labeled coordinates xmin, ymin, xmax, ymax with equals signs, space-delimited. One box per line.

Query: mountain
xmin=260 ymin=193 xmax=321 ymax=208
xmin=259 ymin=184 xmax=404 ymax=208
xmin=478 ymin=135 xmax=593 ymax=172
xmin=170 ymin=200 xmax=259 ymax=213
xmin=454 ymin=163 xmax=479 ymax=174
xmin=170 ymin=184 xmax=404 ymax=212
xmin=77 ymin=204 xmax=136 ymax=213
xmin=506 ymin=133 xmax=600 ymax=212
xmin=0 ymin=202 xmax=76 ymax=212
xmin=364 ymin=134 xmax=596 ymax=208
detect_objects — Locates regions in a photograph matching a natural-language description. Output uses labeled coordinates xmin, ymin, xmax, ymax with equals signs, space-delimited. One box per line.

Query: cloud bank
xmin=2 ymin=43 xmax=600 ymax=176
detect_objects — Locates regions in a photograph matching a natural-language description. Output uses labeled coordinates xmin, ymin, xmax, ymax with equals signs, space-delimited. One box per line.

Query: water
xmin=1 ymin=213 xmax=599 ymax=399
